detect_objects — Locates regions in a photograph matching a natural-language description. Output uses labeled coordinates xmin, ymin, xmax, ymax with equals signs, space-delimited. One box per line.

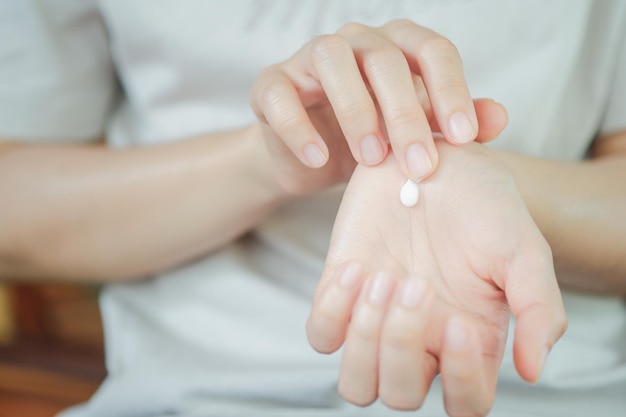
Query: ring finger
xmin=379 ymin=278 xmax=434 ymax=410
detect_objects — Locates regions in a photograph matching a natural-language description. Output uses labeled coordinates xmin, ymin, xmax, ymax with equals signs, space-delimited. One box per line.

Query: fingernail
xmin=446 ymin=317 xmax=468 ymax=351
xmin=338 ymin=262 xmax=362 ymax=289
xmin=400 ymin=278 xmax=427 ymax=308
xmin=406 ymin=143 xmax=433 ymax=179
xmin=448 ymin=112 xmax=476 ymax=144
xmin=360 ymin=135 xmax=384 ymax=165
xmin=303 ymin=143 xmax=327 ymax=167
xmin=368 ymin=273 xmax=395 ymax=307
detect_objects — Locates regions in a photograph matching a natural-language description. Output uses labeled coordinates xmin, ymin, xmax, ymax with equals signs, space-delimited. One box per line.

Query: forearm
xmin=489 ymin=143 xmax=626 ymax=295
xmin=0 ymin=125 xmax=285 ymax=282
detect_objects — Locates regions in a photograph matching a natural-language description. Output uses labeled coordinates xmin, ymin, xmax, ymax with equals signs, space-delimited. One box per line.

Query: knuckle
xmin=310 ymin=34 xmax=350 ymax=64
xmin=442 ymin=358 xmax=482 ymax=384
xmin=253 ymin=82 xmax=302 ymax=134
xmin=446 ymin=365 xmax=476 ymax=386
xmin=314 ymin=300 xmax=347 ymax=326
xmin=349 ymin=314 xmax=381 ymax=344
xmin=430 ymin=80 xmax=468 ymax=98
xmin=386 ymin=106 xmax=422 ymax=129
xmin=337 ymin=21 xmax=368 ymax=36
xmin=363 ymin=45 xmax=406 ymax=72
xmin=419 ymin=35 xmax=459 ymax=60
xmin=350 ymin=324 xmax=379 ymax=344
xmin=273 ymin=113 xmax=303 ymax=139
xmin=385 ymin=18 xmax=417 ymax=32
xmin=334 ymin=100 xmax=372 ymax=125
xmin=255 ymin=76 xmax=284 ymax=108
xmin=381 ymin=327 xmax=418 ymax=350
xmin=251 ymin=69 xmax=280 ymax=104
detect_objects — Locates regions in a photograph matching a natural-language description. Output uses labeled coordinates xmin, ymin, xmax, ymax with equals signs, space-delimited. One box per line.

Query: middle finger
xmin=347 ymin=29 xmax=437 ymax=181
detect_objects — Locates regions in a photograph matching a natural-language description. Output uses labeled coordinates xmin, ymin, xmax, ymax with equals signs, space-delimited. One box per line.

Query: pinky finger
xmin=251 ymin=70 xmax=329 ymax=168
xmin=441 ymin=317 xmax=494 ymax=417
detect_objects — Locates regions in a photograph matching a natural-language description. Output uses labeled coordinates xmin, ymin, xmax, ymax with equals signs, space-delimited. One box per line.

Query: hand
xmin=306 ymin=142 xmax=567 ymax=416
xmin=250 ymin=20 xmax=506 ymax=196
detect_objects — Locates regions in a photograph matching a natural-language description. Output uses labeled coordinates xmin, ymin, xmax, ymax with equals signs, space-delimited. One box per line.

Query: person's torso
xmin=61 ymin=1 xmax=626 ymax=416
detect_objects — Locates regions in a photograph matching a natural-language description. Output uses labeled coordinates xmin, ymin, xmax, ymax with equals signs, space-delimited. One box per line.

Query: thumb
xmin=503 ymin=231 xmax=568 ymax=383
xmin=474 ymin=99 xmax=508 ymax=143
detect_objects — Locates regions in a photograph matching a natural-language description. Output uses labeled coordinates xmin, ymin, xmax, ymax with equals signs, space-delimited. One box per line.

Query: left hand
xmin=306 ymin=142 xmax=567 ymax=415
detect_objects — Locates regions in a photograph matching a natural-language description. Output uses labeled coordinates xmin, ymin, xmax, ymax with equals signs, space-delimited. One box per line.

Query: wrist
xmin=479 ymin=145 xmax=556 ymax=242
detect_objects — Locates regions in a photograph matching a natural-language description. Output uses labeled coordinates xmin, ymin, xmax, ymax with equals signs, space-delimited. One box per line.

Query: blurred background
xmin=0 ymin=283 xmax=105 ymax=417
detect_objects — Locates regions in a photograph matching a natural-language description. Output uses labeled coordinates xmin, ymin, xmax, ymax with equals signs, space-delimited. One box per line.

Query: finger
xmin=474 ymin=99 xmax=508 ymax=143
xmin=412 ymin=74 xmax=507 ymax=142
xmin=306 ymin=262 xmax=365 ymax=353
xmin=338 ymin=272 xmax=396 ymax=407
xmin=441 ymin=317 xmax=494 ymax=417
xmin=250 ymin=69 xmax=329 ymax=168
xmin=297 ymin=34 xmax=388 ymax=166
xmin=504 ymin=234 xmax=568 ymax=383
xmin=416 ymin=82 xmax=508 ymax=144
xmin=351 ymin=32 xmax=437 ymax=181
xmin=383 ymin=20 xmax=478 ymax=145
xmin=378 ymin=278 xmax=432 ymax=411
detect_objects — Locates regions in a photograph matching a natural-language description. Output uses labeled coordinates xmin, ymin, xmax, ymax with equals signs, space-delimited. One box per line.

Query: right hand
xmin=250 ymin=19 xmax=507 ymax=197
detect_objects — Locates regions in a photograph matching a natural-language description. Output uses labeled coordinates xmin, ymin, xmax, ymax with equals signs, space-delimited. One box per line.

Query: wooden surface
xmin=0 ymin=284 xmax=106 ymax=417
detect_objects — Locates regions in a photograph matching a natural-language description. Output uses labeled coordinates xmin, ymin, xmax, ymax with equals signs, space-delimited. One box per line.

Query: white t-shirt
xmin=2 ymin=1 xmax=626 ymax=416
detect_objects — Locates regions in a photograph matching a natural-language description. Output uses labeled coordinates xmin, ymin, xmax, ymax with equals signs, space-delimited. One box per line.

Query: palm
xmin=325 ymin=142 xmax=543 ymax=383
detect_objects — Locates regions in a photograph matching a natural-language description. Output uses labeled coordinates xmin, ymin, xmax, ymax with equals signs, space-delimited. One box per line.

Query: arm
xmin=0 ymin=19 xmax=505 ymax=284
xmin=0 ymin=126 xmax=285 ymax=282
xmin=493 ymin=129 xmax=626 ymax=295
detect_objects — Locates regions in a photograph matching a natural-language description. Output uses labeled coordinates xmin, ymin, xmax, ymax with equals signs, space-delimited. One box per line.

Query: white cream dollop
xmin=400 ymin=179 xmax=420 ymax=207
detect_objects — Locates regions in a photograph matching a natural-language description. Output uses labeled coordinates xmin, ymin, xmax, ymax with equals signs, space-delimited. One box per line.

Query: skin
xmin=251 ymin=20 xmax=481 ymax=180
xmin=0 ymin=129 xmax=286 ymax=281
xmin=494 ymin=135 xmax=626 ymax=295
xmin=305 ymin=131 xmax=626 ymax=414
xmin=1 ymin=18 xmax=625 ymax=416
xmin=306 ymin=142 xmax=567 ymax=415
xmin=0 ymin=20 xmax=488 ymax=282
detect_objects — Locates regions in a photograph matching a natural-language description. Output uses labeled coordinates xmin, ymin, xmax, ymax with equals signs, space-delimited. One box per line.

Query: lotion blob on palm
xmin=400 ymin=179 xmax=420 ymax=207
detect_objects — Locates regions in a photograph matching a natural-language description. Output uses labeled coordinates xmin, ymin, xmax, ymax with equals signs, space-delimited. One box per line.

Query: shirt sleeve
xmin=0 ymin=0 xmax=117 ymax=143
xmin=599 ymin=23 xmax=626 ymax=136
